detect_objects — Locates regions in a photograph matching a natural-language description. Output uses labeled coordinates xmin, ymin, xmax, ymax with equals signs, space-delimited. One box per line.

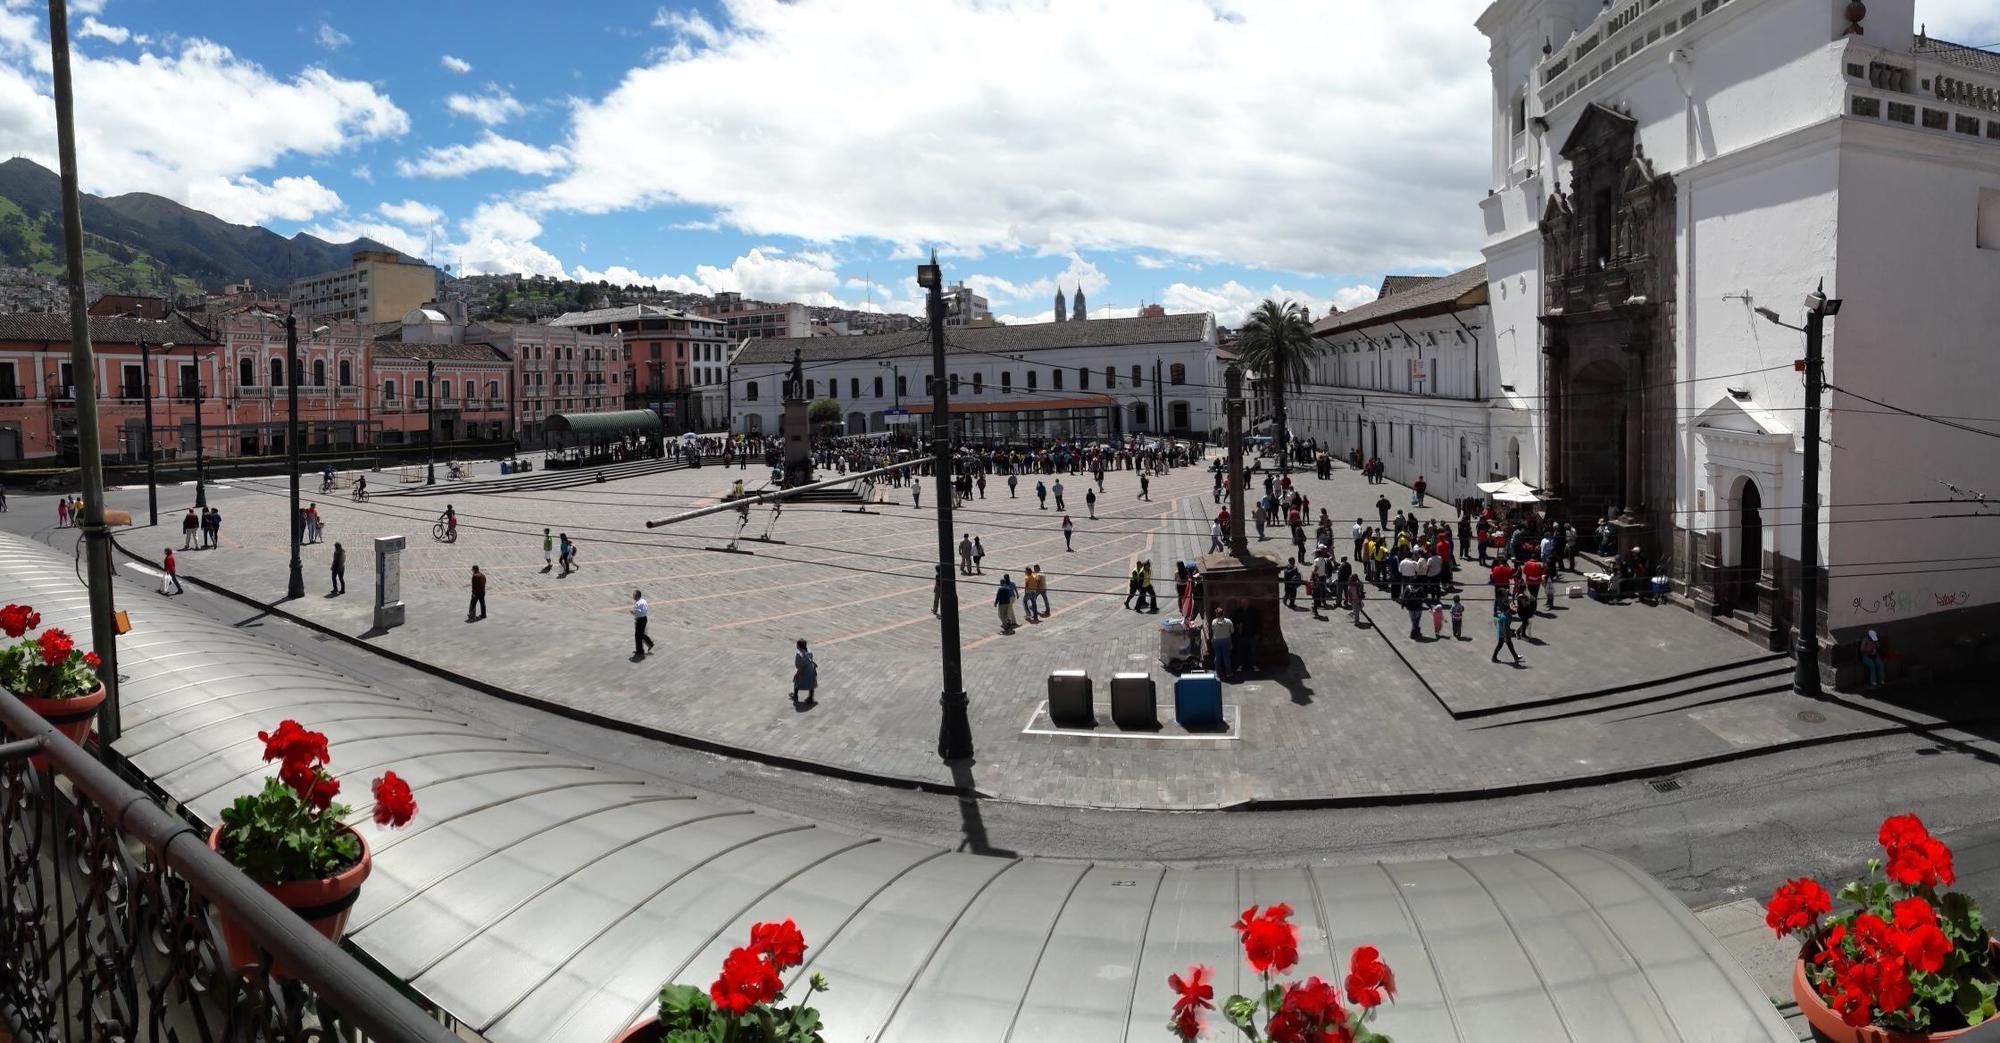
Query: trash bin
xmin=500 ymin=462 xmax=511 ymax=475
xmin=1110 ymin=673 xmax=1157 ymax=730
xmin=1047 ymin=669 xmax=1093 ymax=727
xmin=1159 ymin=617 xmax=1199 ymax=672
xmin=1174 ymin=672 xmax=1223 ymax=729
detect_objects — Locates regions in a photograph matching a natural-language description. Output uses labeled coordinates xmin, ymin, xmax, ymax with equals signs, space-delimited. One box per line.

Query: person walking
xmin=1431 ymin=599 xmax=1445 ymax=639
xmin=1035 ymin=480 xmax=1048 ymax=510
xmin=1523 ymin=556 xmax=1544 ymax=608
xmin=159 ymin=548 xmax=184 ymax=595
xmin=1033 ymin=563 xmax=1053 ymax=616
xmin=57 ymin=496 xmax=71 ymax=528
xmin=1413 ymin=475 xmax=1428 ymax=506
xmin=931 ymin=563 xmax=944 ymax=616
xmin=1859 ymin=629 xmax=1886 ymax=687
xmin=995 ymin=574 xmax=1019 ymax=632
xmin=558 ymin=533 xmax=575 ymax=576
xmin=180 ymin=508 xmax=198 ymax=549
xmin=1061 ymin=514 xmax=1075 ymax=552
xmin=791 ymin=639 xmax=818 ymax=704
xmin=329 ymin=542 xmax=346 ymax=595
xmin=443 ymin=505 xmax=459 ymax=544
xmin=1007 ymin=473 xmax=1018 ymax=498
xmin=1023 ymin=567 xmax=1043 ymax=623
xmin=958 ymin=534 xmax=975 ymax=575
xmin=1139 ymin=472 xmax=1150 ymax=500
xmin=1124 ymin=562 xmax=1144 ymax=610
xmin=976 ymin=474 xmax=987 ymax=499
xmin=1514 ymin=589 xmax=1535 ymax=640
xmin=467 ymin=566 xmax=487 ymax=621
xmin=972 ymin=536 xmax=986 ymax=574
xmin=205 ymin=507 xmax=221 ymax=549
xmin=1085 ymin=488 xmax=1097 ymax=520
xmin=1450 ymin=594 xmax=1464 ymax=640
xmin=1346 ymin=572 xmax=1365 ymax=625
xmin=1375 ymin=494 xmax=1391 ymax=529
xmin=1052 ymin=479 xmax=1066 ymax=512
xmin=1135 ymin=559 xmax=1155 ymax=612
xmin=1492 ymin=600 xmax=1522 ymax=664
xmin=543 ymin=528 xmax=555 ymax=573
xmin=632 ymin=590 xmax=656 ymax=657
xmin=912 ymin=481 xmax=922 ymax=509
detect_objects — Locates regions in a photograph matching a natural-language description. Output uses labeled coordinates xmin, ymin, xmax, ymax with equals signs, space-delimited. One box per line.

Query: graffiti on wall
xmin=1850 ymin=588 xmax=1974 ymax=617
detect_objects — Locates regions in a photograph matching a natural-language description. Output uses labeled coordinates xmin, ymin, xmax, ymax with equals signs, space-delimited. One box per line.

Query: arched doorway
xmin=1506 ymin=437 xmax=1521 ymax=478
xmin=1565 ymin=360 xmax=1629 ymax=522
xmin=846 ymin=410 xmax=866 ymax=435
xmin=1730 ymin=477 xmax=1763 ymax=611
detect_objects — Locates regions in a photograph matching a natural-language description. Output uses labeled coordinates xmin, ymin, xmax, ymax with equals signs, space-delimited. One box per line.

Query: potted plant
xmin=616 ymin=918 xmax=829 ymax=1042
xmin=207 ymin=719 xmax=417 ymax=976
xmin=1 ymin=602 xmax=106 ymax=769
xmin=1767 ymin=813 xmax=1997 ymax=1041
xmin=1167 ymin=902 xmax=1396 ymax=1042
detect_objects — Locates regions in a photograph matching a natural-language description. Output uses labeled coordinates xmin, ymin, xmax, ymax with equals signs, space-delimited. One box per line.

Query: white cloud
xmin=1158 ymin=280 xmax=1343 ymax=328
xmin=351 ymin=163 xmax=373 ymax=182
xmin=0 ymin=36 xmax=407 ymax=224
xmin=961 ymin=253 xmax=1108 ymax=306
xmin=1333 ymin=284 xmax=1380 ymax=311
xmin=440 ymin=54 xmax=472 ymax=74
xmin=450 ymin=201 xmax=566 ymax=278
xmin=77 ymin=17 xmax=129 ymax=44
xmin=315 ymin=22 xmax=351 ymax=50
xmin=446 ymin=85 xmax=524 ymax=125
xmin=377 ymin=199 xmax=444 ymax=228
xmin=1915 ymin=0 xmax=2000 ymax=44
xmin=302 ymin=217 xmax=428 ymax=258
xmin=573 ymin=246 xmax=845 ymax=305
xmin=531 ymin=0 xmax=1489 ymax=277
xmin=395 ymin=131 xmax=569 ymax=178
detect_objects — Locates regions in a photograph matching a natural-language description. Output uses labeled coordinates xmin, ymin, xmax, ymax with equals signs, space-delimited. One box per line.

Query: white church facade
xmin=1477 ymin=0 xmax=2000 ymax=685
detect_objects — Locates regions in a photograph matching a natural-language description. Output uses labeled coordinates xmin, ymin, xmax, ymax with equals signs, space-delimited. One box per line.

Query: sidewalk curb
xmin=107 ymin=536 xmax=2000 ymax=815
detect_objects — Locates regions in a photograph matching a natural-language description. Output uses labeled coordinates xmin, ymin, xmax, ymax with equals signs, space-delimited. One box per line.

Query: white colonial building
xmin=1294 ymin=266 xmax=1539 ymax=509
xmin=728 ymin=313 xmax=1220 ymax=443
xmin=1477 ymin=0 xmax=2000 ymax=684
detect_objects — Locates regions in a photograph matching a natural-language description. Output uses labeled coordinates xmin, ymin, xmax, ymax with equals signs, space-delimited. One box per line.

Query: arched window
xmin=746 ymin=381 xmax=759 ymax=401
xmin=850 ymin=377 xmax=861 ymax=399
xmin=897 ymin=375 xmax=908 ymax=397
xmin=1104 ymin=365 xmax=1115 ymax=388
xmin=1027 ymin=370 xmax=1037 ymax=390
xmin=239 ymin=357 xmax=254 ymax=388
xmin=312 ymin=359 xmax=326 ymax=387
xmin=973 ymin=372 xmax=983 ymax=394
xmin=269 ymin=357 xmax=283 ymax=387
xmin=1078 ymin=367 xmax=1090 ymax=390
xmin=1052 ymin=369 xmax=1063 ymax=390
xmin=1169 ymin=363 xmax=1186 ymax=385
xmin=873 ymin=376 xmax=884 ymax=398
xmin=338 ymin=359 xmax=352 ymax=386
xmin=1131 ymin=364 xmax=1142 ymax=388
xmin=1001 ymin=371 xmax=1012 ymax=393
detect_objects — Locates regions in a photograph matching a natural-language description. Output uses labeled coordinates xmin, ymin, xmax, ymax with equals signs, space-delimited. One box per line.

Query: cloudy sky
xmin=0 ymin=0 xmax=1993 ymax=325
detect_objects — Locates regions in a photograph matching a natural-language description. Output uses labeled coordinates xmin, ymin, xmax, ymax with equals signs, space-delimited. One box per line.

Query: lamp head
xmin=312 ymin=325 xmax=330 ymax=336
xmin=161 ymin=341 xmax=176 ymax=350
xmin=1753 ymin=306 xmax=1782 ymax=325
xmin=916 ymin=249 xmax=941 ymax=290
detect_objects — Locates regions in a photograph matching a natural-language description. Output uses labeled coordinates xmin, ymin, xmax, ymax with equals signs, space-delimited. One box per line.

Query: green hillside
xmin=0 ymin=195 xmax=200 ymax=296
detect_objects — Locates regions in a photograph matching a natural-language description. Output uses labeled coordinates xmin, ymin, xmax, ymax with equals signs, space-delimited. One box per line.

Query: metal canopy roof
xmin=0 ymin=533 xmax=1792 ymax=1043
xmin=546 ymin=409 xmax=663 ymax=438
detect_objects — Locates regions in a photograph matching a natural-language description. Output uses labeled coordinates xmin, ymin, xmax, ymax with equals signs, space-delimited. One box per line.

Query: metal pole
xmin=140 ymin=338 xmax=156 ymax=526
xmin=46 ymin=0 xmax=121 ymax=745
xmin=924 ymin=252 xmax=972 ymax=762
xmin=284 ymin=314 xmax=304 ymax=599
xmin=1796 ymin=307 xmax=1825 ymax=698
xmin=1225 ymin=363 xmax=1248 ymax=554
xmin=425 ymin=359 xmax=437 ymax=485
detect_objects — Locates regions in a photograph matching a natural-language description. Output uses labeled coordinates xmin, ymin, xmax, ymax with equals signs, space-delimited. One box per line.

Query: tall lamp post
xmin=1756 ymin=280 xmax=1840 ymax=698
xmin=171 ymin=343 xmax=210 ymax=509
xmin=255 ymin=310 xmax=326 ymax=600
xmin=426 ymin=359 xmax=438 ymax=485
xmin=921 ymin=251 xmax=972 ymax=762
xmin=139 ymin=338 xmax=158 ymax=526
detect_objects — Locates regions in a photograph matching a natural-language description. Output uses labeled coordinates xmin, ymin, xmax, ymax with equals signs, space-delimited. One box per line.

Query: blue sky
xmin=2 ymin=0 xmax=1995 ymax=325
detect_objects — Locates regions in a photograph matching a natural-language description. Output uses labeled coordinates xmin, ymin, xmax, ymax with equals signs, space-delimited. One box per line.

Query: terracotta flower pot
xmin=611 ymin=1018 xmax=663 ymax=1043
xmin=17 ymin=682 xmax=105 ymax=770
xmin=206 ymin=824 xmax=371 ymax=978
xmin=1792 ymin=946 xmax=1995 ymax=1042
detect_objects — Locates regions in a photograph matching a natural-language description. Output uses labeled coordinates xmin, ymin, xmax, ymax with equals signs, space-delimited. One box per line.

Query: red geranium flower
xmin=370 ymin=771 xmax=417 ymax=828
xmin=1344 ymin=945 xmax=1396 ymax=1009
xmin=1168 ymin=964 xmax=1214 ymax=1016
xmin=1765 ymin=878 xmax=1832 ymax=937
xmin=83 ymin=651 xmax=101 ymax=670
xmin=750 ymin=919 xmax=807 ymax=970
xmin=306 ymin=772 xmax=341 ymax=810
xmin=1267 ymin=977 xmax=1352 ymax=1043
xmin=258 ymin=720 xmax=330 ymax=772
xmin=1233 ymin=904 xmax=1300 ymax=975
xmin=1886 ymin=835 xmax=1955 ymax=889
xmin=1878 ymin=813 xmax=1928 ymax=851
xmin=709 ymin=944 xmax=781 ymax=1015
xmin=0 ymin=603 xmax=40 ymax=638
xmin=37 ymin=628 xmax=74 ymax=667
xmin=1169 ymin=1003 xmax=1205 ymax=1041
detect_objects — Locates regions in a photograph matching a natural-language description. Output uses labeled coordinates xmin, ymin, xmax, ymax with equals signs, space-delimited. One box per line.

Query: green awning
xmin=546 ymin=409 xmax=663 ymax=438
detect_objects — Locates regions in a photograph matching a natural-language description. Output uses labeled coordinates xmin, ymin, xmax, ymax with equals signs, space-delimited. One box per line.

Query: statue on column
xmin=785 ymin=348 xmax=805 ymax=401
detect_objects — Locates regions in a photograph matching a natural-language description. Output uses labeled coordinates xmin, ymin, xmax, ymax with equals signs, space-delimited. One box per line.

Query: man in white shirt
xmin=1209 ymin=613 xmax=1236 ymax=678
xmin=632 ymin=589 xmax=656 ymax=658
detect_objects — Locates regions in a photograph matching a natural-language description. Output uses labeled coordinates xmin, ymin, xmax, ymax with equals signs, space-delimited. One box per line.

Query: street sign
xmin=886 ymin=413 xmax=915 ymax=426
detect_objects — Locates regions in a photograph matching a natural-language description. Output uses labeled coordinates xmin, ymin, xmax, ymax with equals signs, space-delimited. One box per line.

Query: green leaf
xmin=1224 ymin=994 xmax=1257 ymax=1030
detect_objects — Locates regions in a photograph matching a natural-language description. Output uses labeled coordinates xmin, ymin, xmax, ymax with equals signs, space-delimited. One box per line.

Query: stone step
xmin=1468 ymin=657 xmax=1795 ymax=729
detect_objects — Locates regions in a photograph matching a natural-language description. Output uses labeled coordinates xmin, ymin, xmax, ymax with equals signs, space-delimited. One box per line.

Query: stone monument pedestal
xmin=781 ymin=398 xmax=812 ymax=487
xmin=1197 ymin=548 xmax=1288 ymax=663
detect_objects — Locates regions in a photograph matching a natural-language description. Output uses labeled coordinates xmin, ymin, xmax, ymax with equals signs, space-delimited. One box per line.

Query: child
xmin=1450 ymin=595 xmax=1465 ymax=639
xmin=1431 ymin=600 xmax=1445 ymax=638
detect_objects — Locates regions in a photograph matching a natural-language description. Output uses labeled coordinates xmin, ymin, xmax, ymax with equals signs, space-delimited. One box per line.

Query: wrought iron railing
xmin=0 ymin=689 xmax=456 ymax=1043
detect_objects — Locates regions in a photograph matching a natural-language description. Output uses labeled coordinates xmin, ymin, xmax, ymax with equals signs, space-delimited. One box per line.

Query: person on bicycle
xmin=442 ymin=505 xmax=458 ymax=543
xmin=352 ymin=475 xmax=367 ymax=500
xmin=320 ymin=464 xmax=335 ymax=492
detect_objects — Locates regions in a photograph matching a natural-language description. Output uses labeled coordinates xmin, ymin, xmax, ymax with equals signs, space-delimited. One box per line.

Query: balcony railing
xmin=0 ymin=689 xmax=454 ymax=1042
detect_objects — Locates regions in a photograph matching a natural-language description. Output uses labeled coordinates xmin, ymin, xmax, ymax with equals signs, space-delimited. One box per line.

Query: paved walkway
xmin=71 ymin=456 xmax=1992 ymax=809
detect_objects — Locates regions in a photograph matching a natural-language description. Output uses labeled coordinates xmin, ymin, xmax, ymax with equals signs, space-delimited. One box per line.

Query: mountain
xmin=0 ymin=157 xmax=411 ymax=297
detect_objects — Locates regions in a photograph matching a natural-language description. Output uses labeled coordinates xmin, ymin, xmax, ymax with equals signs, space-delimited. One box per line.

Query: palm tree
xmin=1234 ymin=298 xmax=1321 ymax=470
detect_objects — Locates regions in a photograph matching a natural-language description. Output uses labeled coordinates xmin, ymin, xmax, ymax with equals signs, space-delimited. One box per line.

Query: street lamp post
xmin=185 ymin=345 xmax=208 ymax=509
xmin=139 ymin=338 xmax=157 ymax=526
xmin=426 ymin=359 xmax=437 ymax=485
xmin=920 ymin=251 xmax=972 ymax=762
xmin=1756 ymin=281 xmax=1840 ymax=698
xmin=284 ymin=313 xmax=305 ymax=598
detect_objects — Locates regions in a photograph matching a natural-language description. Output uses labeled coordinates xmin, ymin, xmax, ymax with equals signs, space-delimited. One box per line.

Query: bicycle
xmin=350 ymin=485 xmax=369 ymax=502
xmin=432 ymin=521 xmax=450 ymax=542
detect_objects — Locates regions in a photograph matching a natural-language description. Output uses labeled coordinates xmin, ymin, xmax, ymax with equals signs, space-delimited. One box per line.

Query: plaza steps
xmin=774 ymin=480 xmax=867 ymax=505
xmin=1466 ymin=654 xmax=1795 ymax=729
xmin=382 ymin=455 xmax=690 ymax=497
